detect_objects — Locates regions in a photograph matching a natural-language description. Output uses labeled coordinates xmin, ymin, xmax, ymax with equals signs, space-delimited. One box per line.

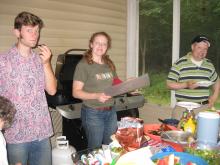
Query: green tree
xmin=139 ymin=0 xmax=173 ymax=75
xmin=139 ymin=0 xmax=220 ymax=74
xmin=180 ymin=0 xmax=220 ymax=73
xmin=139 ymin=0 xmax=220 ymax=105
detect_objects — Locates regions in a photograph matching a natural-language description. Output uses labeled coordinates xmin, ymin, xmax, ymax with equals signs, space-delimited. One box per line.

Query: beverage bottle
xmin=186 ymin=109 xmax=195 ymax=120
xmin=183 ymin=117 xmax=196 ymax=134
xmin=178 ymin=109 xmax=196 ymax=134
xmin=177 ymin=110 xmax=188 ymax=130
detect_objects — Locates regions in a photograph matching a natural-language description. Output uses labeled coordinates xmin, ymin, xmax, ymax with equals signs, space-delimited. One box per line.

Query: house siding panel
xmin=0 ymin=0 xmax=127 ymax=79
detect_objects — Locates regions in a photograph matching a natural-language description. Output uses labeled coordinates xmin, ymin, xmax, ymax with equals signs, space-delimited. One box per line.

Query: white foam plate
xmin=196 ymin=81 xmax=214 ymax=87
xmin=176 ymin=101 xmax=201 ymax=109
xmin=116 ymin=147 xmax=154 ymax=165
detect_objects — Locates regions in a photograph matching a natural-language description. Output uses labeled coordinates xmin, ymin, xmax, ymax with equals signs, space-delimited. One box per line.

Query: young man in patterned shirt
xmin=0 ymin=11 xmax=57 ymax=165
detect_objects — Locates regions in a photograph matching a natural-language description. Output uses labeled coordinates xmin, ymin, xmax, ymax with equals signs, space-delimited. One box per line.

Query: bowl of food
xmin=144 ymin=124 xmax=178 ymax=141
xmin=185 ymin=146 xmax=220 ymax=165
xmin=151 ymin=152 xmax=208 ymax=165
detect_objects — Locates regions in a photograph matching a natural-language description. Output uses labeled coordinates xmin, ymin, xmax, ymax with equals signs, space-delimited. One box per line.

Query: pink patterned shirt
xmin=0 ymin=46 xmax=53 ymax=143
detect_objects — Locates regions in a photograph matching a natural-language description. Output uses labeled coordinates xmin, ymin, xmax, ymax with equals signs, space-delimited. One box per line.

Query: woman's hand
xmin=96 ymin=93 xmax=111 ymax=103
xmin=73 ymin=81 xmax=112 ymax=102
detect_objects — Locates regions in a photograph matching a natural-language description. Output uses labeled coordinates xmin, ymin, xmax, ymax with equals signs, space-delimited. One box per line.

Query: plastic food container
xmin=144 ymin=124 xmax=178 ymax=141
xmin=161 ymin=130 xmax=193 ymax=145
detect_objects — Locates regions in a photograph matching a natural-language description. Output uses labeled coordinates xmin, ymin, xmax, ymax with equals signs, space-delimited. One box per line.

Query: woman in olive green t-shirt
xmin=73 ymin=32 xmax=119 ymax=149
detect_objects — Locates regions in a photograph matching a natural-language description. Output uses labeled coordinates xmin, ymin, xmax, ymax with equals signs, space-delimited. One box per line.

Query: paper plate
xmin=196 ymin=81 xmax=214 ymax=87
xmin=176 ymin=101 xmax=201 ymax=109
xmin=116 ymin=147 xmax=154 ymax=165
xmin=151 ymin=152 xmax=208 ymax=165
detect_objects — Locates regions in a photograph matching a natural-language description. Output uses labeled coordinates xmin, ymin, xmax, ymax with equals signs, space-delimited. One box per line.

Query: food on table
xmin=111 ymin=147 xmax=123 ymax=153
xmin=71 ymin=148 xmax=113 ymax=165
xmin=153 ymin=154 xmax=197 ymax=165
xmin=187 ymin=136 xmax=195 ymax=144
xmin=148 ymin=124 xmax=174 ymax=136
xmin=185 ymin=147 xmax=220 ymax=165
xmin=186 ymin=162 xmax=196 ymax=165
xmin=109 ymin=142 xmax=124 ymax=161
xmin=116 ymin=127 xmax=142 ymax=148
xmin=151 ymin=151 xmax=208 ymax=165
xmin=144 ymin=124 xmax=179 ymax=142
xmin=116 ymin=117 xmax=144 ymax=151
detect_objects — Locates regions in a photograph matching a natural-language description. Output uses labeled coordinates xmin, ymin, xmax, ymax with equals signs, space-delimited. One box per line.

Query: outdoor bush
xmin=140 ymin=71 xmax=170 ymax=105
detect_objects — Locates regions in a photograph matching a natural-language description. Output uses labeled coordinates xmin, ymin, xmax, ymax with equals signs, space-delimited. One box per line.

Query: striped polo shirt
xmin=167 ymin=52 xmax=219 ymax=103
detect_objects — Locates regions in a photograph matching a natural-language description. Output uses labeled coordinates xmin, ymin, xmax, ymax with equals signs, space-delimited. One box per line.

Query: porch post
xmin=171 ymin=0 xmax=180 ymax=107
xmin=127 ymin=0 xmax=139 ymax=78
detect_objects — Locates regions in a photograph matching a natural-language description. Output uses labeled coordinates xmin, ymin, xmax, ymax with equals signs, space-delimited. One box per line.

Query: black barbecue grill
xmin=46 ymin=49 xmax=146 ymax=151
xmin=46 ymin=49 xmax=85 ymax=108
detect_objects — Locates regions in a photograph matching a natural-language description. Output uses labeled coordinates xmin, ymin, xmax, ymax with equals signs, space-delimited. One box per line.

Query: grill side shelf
xmin=56 ymin=95 xmax=145 ymax=119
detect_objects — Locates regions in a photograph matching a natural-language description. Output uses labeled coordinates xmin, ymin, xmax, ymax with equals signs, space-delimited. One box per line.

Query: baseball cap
xmin=191 ymin=35 xmax=210 ymax=47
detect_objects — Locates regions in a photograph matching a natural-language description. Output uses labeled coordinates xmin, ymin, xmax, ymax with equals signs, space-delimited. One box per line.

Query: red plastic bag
xmin=115 ymin=117 xmax=144 ymax=151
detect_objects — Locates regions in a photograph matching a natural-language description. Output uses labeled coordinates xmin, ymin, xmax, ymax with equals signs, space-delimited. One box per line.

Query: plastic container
xmin=143 ymin=124 xmax=178 ymax=141
xmin=52 ymin=136 xmax=76 ymax=165
xmin=197 ymin=112 xmax=220 ymax=147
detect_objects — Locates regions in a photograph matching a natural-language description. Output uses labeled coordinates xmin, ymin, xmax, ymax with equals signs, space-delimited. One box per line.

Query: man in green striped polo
xmin=167 ymin=35 xmax=220 ymax=119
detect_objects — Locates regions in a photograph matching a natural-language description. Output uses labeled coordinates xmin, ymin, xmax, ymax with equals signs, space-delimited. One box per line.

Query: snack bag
xmin=115 ymin=117 xmax=144 ymax=151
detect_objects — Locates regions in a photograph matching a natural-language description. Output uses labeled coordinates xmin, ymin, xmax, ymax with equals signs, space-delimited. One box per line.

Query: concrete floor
xmin=139 ymin=103 xmax=173 ymax=124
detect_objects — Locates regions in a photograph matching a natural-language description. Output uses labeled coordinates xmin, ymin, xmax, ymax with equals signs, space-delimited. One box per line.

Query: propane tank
xmin=52 ymin=136 xmax=76 ymax=165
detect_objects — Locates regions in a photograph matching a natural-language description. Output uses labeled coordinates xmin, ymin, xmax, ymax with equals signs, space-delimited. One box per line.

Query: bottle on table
xmin=178 ymin=109 xmax=196 ymax=134
xmin=184 ymin=117 xmax=196 ymax=134
xmin=177 ymin=110 xmax=188 ymax=130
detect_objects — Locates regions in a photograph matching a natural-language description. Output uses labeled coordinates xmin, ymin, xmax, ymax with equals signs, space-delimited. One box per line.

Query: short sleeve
xmin=209 ymin=65 xmax=219 ymax=82
xmin=73 ymin=60 xmax=88 ymax=83
xmin=167 ymin=63 xmax=180 ymax=82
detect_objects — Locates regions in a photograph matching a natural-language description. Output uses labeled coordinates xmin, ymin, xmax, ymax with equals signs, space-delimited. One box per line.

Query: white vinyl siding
xmin=0 ymin=0 xmax=127 ymax=79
